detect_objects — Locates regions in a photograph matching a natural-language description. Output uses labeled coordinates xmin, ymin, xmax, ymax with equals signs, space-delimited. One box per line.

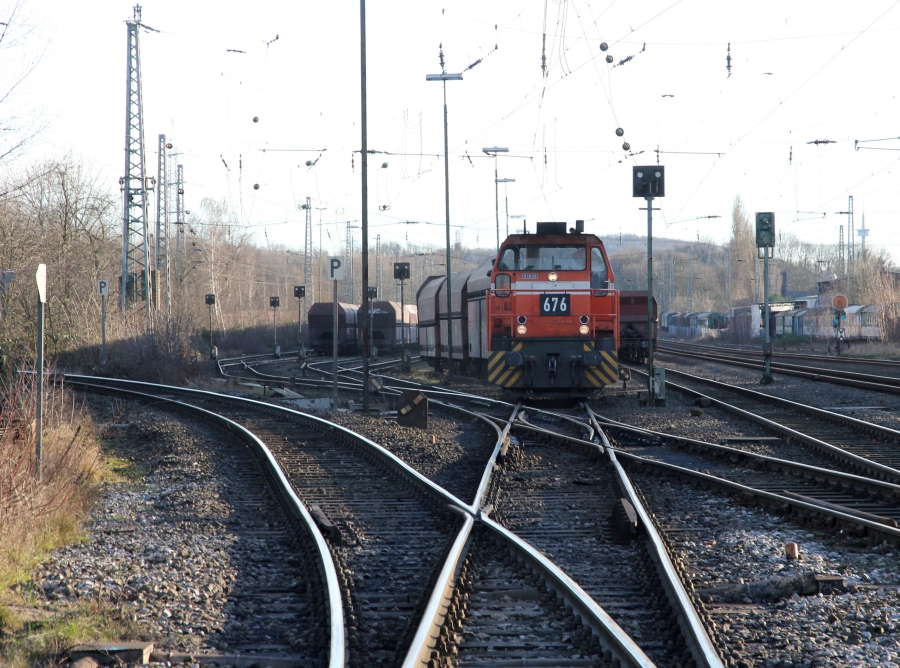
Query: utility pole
xmin=300 ymin=197 xmax=312 ymax=338
xmin=175 ymin=165 xmax=185 ymax=289
xmin=156 ymin=135 xmax=171 ymax=317
xmin=482 ymin=146 xmax=508 ymax=251
xmin=346 ymin=221 xmax=354 ymax=303
xmin=497 ymin=178 xmax=515 ymax=237
xmin=359 ymin=0 xmax=371 ymax=412
xmin=120 ymin=5 xmax=156 ymax=322
xmin=426 ymin=48 xmax=463 ymax=376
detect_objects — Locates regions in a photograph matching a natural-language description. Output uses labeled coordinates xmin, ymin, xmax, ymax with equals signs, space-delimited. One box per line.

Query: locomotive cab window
xmin=494 ymin=273 xmax=511 ymax=297
xmin=497 ymin=245 xmax=586 ymax=271
xmin=590 ymin=247 xmax=608 ymax=288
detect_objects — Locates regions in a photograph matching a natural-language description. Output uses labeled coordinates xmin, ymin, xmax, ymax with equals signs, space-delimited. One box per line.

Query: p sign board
xmin=329 ymin=257 xmax=345 ymax=281
xmin=98 ymin=279 xmax=110 ymax=297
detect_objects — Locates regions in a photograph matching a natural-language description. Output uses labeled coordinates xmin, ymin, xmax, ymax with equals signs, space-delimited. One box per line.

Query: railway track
xmin=661 ymin=340 xmax=900 ymax=370
xmin=657 ymin=343 xmax=900 ymax=395
xmin=64 ymin=375 xmax=673 ymax=667
xmin=57 ymin=347 xmax=900 ymax=666
xmin=64 ymin=377 xmax=344 ymax=667
xmin=628 ymin=366 xmax=900 ymax=484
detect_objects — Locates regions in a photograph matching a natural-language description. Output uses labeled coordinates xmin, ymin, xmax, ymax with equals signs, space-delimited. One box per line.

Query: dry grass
xmin=0 ymin=371 xmax=113 ymax=666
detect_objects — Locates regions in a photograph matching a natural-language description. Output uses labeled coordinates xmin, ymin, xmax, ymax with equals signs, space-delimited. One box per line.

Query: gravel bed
xmin=319 ymin=406 xmax=498 ymax=505
xmin=590 ymin=390 xmax=782 ymax=456
xmin=19 ymin=398 xmax=325 ymax=664
xmin=633 ymin=470 xmax=900 ymax=667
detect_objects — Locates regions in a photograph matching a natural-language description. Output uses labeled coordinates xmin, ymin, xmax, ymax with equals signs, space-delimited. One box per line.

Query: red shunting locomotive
xmin=417 ymin=221 xmax=621 ymax=396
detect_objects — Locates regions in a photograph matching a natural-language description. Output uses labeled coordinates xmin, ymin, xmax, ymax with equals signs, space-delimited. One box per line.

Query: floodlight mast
xmin=426 ymin=67 xmax=463 ymax=375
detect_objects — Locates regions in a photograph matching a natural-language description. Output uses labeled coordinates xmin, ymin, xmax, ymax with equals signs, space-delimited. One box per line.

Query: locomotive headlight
xmin=548 ymin=272 xmax=558 ymax=281
xmin=579 ymin=315 xmax=589 ymax=325
xmin=578 ymin=324 xmax=590 ymax=335
xmin=516 ymin=325 xmax=528 ymax=335
xmin=517 ymin=316 xmax=527 ymax=325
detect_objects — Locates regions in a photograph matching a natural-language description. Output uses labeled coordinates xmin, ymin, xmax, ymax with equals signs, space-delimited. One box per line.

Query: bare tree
xmin=0 ymin=0 xmax=46 ymax=164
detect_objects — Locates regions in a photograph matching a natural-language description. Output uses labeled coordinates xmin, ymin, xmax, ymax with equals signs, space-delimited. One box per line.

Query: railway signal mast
xmin=633 ymin=166 xmax=665 ymax=406
xmin=756 ymin=212 xmax=775 ymax=384
xmin=120 ymin=5 xmax=156 ymax=320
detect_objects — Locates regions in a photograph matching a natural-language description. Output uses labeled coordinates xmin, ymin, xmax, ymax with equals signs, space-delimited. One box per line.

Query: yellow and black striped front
xmin=488 ymin=342 xmax=524 ymax=388
xmin=487 ymin=340 xmax=618 ymax=391
xmin=583 ymin=343 xmax=618 ymax=388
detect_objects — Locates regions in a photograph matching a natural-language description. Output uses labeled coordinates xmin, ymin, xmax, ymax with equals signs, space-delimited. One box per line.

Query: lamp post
xmin=496 ymin=178 xmax=515 ymax=238
xmin=426 ymin=61 xmax=463 ymax=376
xmin=482 ymin=147 xmax=508 ymax=250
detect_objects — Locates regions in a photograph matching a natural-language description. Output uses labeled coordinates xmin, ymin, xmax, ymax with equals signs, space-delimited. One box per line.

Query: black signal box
xmin=633 ymin=166 xmax=665 ymax=198
xmin=294 ymin=285 xmax=305 ymax=298
xmin=394 ymin=262 xmax=410 ymax=280
xmin=205 ymin=293 xmax=215 ymax=305
xmin=755 ymin=213 xmax=775 ymax=248
xmin=270 ymin=296 xmax=280 ymax=308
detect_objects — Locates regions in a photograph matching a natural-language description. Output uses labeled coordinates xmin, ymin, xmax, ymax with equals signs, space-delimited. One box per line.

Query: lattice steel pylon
xmin=156 ymin=134 xmax=170 ymax=316
xmin=120 ymin=5 xmax=154 ymax=317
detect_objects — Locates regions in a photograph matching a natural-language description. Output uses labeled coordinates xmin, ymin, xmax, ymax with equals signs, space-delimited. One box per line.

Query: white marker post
xmin=35 ymin=264 xmax=47 ymax=481
xmin=329 ymin=257 xmax=345 ymax=409
xmin=98 ymin=279 xmax=109 ymax=366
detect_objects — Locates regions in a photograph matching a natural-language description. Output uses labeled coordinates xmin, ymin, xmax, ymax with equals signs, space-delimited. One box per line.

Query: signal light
xmin=579 ymin=325 xmax=590 ymax=335
xmin=633 ymin=166 xmax=665 ymax=197
xmin=755 ymin=213 xmax=775 ymax=248
xmin=516 ymin=325 xmax=527 ymax=335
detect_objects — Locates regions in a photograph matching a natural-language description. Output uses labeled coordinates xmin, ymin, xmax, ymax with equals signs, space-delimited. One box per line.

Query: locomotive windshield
xmin=498 ymin=244 xmax=586 ymax=271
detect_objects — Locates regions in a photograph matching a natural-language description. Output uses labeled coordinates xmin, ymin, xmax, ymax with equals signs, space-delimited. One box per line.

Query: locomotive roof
xmin=501 ymin=232 xmax=605 ymax=245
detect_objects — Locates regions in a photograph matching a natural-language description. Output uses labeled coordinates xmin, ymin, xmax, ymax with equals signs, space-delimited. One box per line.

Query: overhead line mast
xmin=120 ymin=5 xmax=157 ymax=318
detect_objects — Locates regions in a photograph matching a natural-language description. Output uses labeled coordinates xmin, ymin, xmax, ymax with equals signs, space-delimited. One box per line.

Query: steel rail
xmin=661 ymin=340 xmax=900 ymax=368
xmin=613 ymin=448 xmax=900 ymax=543
xmin=63 ymin=374 xmax=469 ymax=510
xmin=658 ymin=344 xmax=900 ymax=394
xmin=586 ymin=407 xmax=725 ymax=668
xmin=661 ymin=342 xmax=900 ymax=383
xmin=402 ymin=402 xmax=519 ymax=665
xmin=589 ymin=410 xmax=900 ymax=501
xmin=65 ymin=378 xmax=346 ymax=668
xmin=633 ymin=367 xmax=900 ymax=482
xmin=480 ymin=516 xmax=657 ymax=668
xmin=404 ymin=399 xmax=656 ymax=668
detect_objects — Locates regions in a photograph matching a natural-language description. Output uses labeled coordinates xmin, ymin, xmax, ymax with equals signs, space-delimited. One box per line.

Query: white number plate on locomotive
xmin=540 ymin=294 xmax=570 ymax=314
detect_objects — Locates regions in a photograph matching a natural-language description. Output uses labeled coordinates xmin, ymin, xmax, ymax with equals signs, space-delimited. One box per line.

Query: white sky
xmin=7 ymin=0 xmax=900 ymax=259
